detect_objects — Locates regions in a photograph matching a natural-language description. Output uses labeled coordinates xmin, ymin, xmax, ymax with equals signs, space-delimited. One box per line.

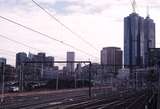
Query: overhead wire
xmin=31 ymin=0 xmax=99 ymax=52
xmin=0 ymin=49 xmax=16 ymax=66
xmin=0 ymin=16 xmax=98 ymax=59
xmin=0 ymin=49 xmax=17 ymax=54
xmin=0 ymin=34 xmax=65 ymax=60
xmin=0 ymin=34 xmax=41 ymax=52
xmin=0 ymin=52 xmax=15 ymax=57
xmin=0 ymin=50 xmax=16 ymax=64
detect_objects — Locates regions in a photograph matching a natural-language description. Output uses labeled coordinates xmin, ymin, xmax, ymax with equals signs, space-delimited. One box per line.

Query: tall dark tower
xmin=144 ymin=9 xmax=155 ymax=67
xmin=124 ymin=13 xmax=144 ymax=67
xmin=124 ymin=1 xmax=156 ymax=68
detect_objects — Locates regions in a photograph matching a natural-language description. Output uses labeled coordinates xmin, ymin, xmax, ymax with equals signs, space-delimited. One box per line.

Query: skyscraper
xmin=124 ymin=13 xmax=144 ymax=67
xmin=66 ymin=52 xmax=75 ymax=75
xmin=144 ymin=16 xmax=155 ymax=67
xmin=124 ymin=11 xmax=155 ymax=68
xmin=124 ymin=0 xmax=155 ymax=68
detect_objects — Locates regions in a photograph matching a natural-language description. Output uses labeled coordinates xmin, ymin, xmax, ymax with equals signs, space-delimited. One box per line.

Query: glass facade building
xmin=144 ymin=16 xmax=155 ymax=67
xmin=124 ymin=13 xmax=155 ymax=67
xmin=124 ymin=13 xmax=144 ymax=67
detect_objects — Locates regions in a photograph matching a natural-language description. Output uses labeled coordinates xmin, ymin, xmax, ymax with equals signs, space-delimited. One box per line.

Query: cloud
xmin=0 ymin=0 xmax=160 ymax=65
xmin=0 ymin=0 xmax=159 ymax=15
xmin=0 ymin=0 xmax=122 ymax=15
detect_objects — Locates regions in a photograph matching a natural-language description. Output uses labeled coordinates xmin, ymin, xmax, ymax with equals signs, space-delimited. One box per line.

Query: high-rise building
xmin=45 ymin=56 xmax=54 ymax=67
xmin=4 ymin=65 xmax=16 ymax=81
xmin=144 ymin=16 xmax=155 ymax=67
xmin=28 ymin=52 xmax=55 ymax=80
xmin=0 ymin=58 xmax=16 ymax=82
xmin=37 ymin=52 xmax=46 ymax=61
xmin=101 ymin=47 xmax=122 ymax=74
xmin=0 ymin=57 xmax=6 ymax=66
xmin=16 ymin=52 xmax=27 ymax=89
xmin=66 ymin=52 xmax=75 ymax=74
xmin=124 ymin=13 xmax=144 ymax=67
xmin=0 ymin=57 xmax=7 ymax=82
xmin=16 ymin=52 xmax=27 ymax=67
xmin=101 ymin=47 xmax=122 ymax=66
xmin=124 ymin=12 xmax=155 ymax=68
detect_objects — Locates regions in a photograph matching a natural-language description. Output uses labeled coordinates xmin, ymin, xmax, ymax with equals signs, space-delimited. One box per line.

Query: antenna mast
xmin=147 ymin=5 xmax=150 ymax=17
xmin=131 ymin=0 xmax=136 ymax=13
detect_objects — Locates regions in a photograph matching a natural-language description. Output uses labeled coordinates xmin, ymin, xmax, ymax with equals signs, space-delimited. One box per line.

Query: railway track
xmin=45 ymin=90 xmax=148 ymax=109
xmin=1 ymin=88 xmax=149 ymax=109
xmin=36 ymin=90 xmax=139 ymax=109
xmin=0 ymin=87 xmax=111 ymax=109
xmin=0 ymin=90 xmax=89 ymax=109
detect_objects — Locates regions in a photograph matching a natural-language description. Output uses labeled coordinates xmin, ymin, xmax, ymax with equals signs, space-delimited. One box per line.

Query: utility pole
xmin=19 ymin=63 xmax=24 ymax=92
xmin=82 ymin=69 xmax=84 ymax=88
xmin=56 ymin=72 xmax=59 ymax=90
xmin=89 ymin=63 xmax=92 ymax=99
xmin=135 ymin=71 xmax=137 ymax=90
xmin=1 ymin=63 xmax=5 ymax=103
xmin=22 ymin=63 xmax=24 ymax=92
xmin=102 ymin=65 xmax=105 ymax=95
xmin=20 ymin=64 xmax=22 ymax=92
xmin=19 ymin=65 xmax=21 ymax=92
xmin=74 ymin=71 xmax=77 ymax=89
xmin=101 ymin=65 xmax=104 ymax=95
xmin=41 ymin=63 xmax=44 ymax=79
xmin=157 ymin=64 xmax=160 ymax=109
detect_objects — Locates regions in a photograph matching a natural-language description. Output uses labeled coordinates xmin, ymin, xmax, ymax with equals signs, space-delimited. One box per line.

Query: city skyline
xmin=124 ymin=12 xmax=155 ymax=67
xmin=1 ymin=0 xmax=160 ymax=66
xmin=1 ymin=0 xmax=160 ymax=107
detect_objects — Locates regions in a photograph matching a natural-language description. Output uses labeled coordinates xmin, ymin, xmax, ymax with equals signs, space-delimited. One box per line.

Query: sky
xmin=0 ymin=0 xmax=160 ymax=66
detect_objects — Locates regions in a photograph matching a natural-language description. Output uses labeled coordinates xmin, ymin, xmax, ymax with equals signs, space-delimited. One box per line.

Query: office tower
xmin=124 ymin=13 xmax=144 ymax=67
xmin=66 ymin=52 xmax=75 ymax=74
xmin=101 ymin=47 xmax=122 ymax=66
xmin=16 ymin=52 xmax=27 ymax=90
xmin=16 ymin=52 xmax=27 ymax=67
xmin=124 ymin=0 xmax=155 ymax=68
xmin=0 ymin=58 xmax=16 ymax=82
xmin=101 ymin=47 xmax=122 ymax=74
xmin=36 ymin=52 xmax=45 ymax=62
xmin=45 ymin=56 xmax=54 ymax=67
xmin=4 ymin=65 xmax=16 ymax=81
xmin=0 ymin=57 xmax=6 ymax=66
xmin=144 ymin=15 xmax=155 ymax=67
xmin=0 ymin=58 xmax=7 ymax=82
